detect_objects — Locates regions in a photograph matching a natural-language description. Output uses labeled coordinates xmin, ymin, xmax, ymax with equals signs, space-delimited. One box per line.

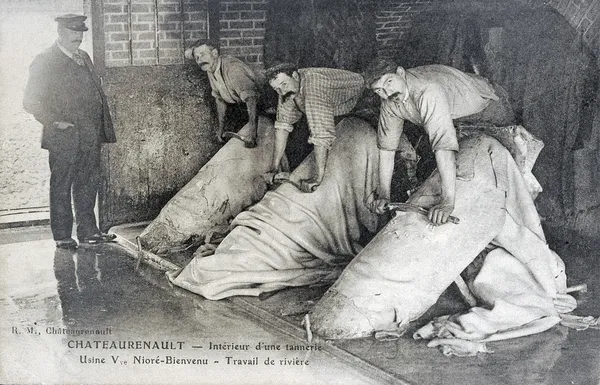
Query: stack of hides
xmin=168 ymin=117 xmax=379 ymax=298
xmin=164 ymin=117 xmax=576 ymax=355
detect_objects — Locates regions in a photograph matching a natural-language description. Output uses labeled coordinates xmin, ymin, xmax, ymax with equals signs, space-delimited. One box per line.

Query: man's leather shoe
xmin=80 ymin=233 xmax=117 ymax=244
xmin=56 ymin=238 xmax=77 ymax=249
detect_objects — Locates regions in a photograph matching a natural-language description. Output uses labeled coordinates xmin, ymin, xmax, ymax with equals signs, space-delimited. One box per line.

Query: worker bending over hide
xmin=365 ymin=60 xmax=515 ymax=224
xmin=168 ymin=117 xmax=379 ymax=298
xmin=168 ymin=114 xmax=577 ymax=354
xmin=185 ymin=39 xmax=260 ymax=147
xmin=265 ymin=63 xmax=364 ymax=192
xmin=308 ymin=61 xmax=576 ymax=355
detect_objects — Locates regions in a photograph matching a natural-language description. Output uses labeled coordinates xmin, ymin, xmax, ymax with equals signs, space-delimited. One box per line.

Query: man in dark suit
xmin=23 ymin=14 xmax=117 ymax=249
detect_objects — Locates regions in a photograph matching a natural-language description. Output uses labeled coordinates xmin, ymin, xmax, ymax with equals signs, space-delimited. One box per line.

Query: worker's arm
xmin=242 ymin=95 xmax=258 ymax=139
xmin=428 ymin=149 xmax=456 ymax=225
xmin=298 ymin=145 xmax=328 ymax=193
xmin=417 ymin=86 xmax=459 ymax=225
xmin=370 ymin=149 xmax=395 ymax=214
xmin=215 ymin=98 xmax=227 ymax=143
xmin=229 ymin=61 xmax=260 ymax=143
xmin=263 ymin=128 xmax=291 ymax=188
xmin=268 ymin=95 xmax=302 ymax=173
xmin=369 ymin=101 xmax=404 ymax=214
xmin=313 ymin=145 xmax=328 ymax=184
xmin=299 ymin=77 xmax=341 ymax=193
xmin=270 ymin=128 xmax=289 ymax=172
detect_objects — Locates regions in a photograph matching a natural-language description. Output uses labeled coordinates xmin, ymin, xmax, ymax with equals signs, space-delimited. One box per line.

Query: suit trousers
xmin=48 ymin=144 xmax=101 ymax=241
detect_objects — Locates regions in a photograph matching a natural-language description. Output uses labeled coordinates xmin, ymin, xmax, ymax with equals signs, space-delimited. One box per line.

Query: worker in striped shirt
xmin=265 ymin=63 xmax=364 ymax=193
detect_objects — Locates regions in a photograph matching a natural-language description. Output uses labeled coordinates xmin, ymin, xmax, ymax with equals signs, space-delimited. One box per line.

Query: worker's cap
xmin=55 ymin=14 xmax=88 ymax=31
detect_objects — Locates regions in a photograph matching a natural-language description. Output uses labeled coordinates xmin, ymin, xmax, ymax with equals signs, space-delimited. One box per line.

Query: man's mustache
xmin=282 ymin=91 xmax=295 ymax=102
xmin=389 ymin=92 xmax=400 ymax=100
xmin=72 ymin=40 xmax=82 ymax=44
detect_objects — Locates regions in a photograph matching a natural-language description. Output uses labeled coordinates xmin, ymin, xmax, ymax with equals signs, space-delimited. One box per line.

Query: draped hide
xmin=167 ymin=116 xmax=576 ymax=351
xmin=139 ymin=116 xmax=277 ymax=254
xmin=310 ymin=132 xmax=576 ymax=351
xmin=168 ymin=118 xmax=379 ymax=299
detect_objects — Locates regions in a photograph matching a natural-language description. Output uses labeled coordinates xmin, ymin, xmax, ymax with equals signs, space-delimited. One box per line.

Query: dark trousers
xmin=48 ymin=146 xmax=101 ymax=241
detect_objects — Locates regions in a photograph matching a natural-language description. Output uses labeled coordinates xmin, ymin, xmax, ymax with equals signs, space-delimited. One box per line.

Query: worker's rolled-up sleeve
xmin=274 ymin=96 xmax=302 ymax=133
xmin=377 ymin=101 xmax=405 ymax=151
xmin=304 ymin=80 xmax=336 ymax=148
xmin=418 ymin=86 xmax=459 ymax=152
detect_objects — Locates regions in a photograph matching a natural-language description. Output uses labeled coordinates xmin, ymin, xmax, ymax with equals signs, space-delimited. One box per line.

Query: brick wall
xmin=100 ymin=0 xmax=600 ymax=69
xmin=218 ymin=0 xmax=267 ymax=68
xmin=102 ymin=0 xmax=266 ymax=68
xmin=375 ymin=0 xmax=434 ymax=58
xmin=103 ymin=0 xmax=208 ymax=67
xmin=375 ymin=0 xmax=600 ymax=60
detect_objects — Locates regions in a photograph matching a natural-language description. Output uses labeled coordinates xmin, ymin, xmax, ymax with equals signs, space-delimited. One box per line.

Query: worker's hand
xmin=366 ymin=189 xmax=390 ymax=215
xmin=263 ymin=171 xmax=276 ymax=185
xmin=298 ymin=178 xmax=320 ymax=193
xmin=273 ymin=172 xmax=291 ymax=183
xmin=236 ymin=122 xmax=258 ymax=148
xmin=428 ymin=199 xmax=455 ymax=226
xmin=368 ymin=198 xmax=390 ymax=215
xmin=53 ymin=121 xmax=74 ymax=130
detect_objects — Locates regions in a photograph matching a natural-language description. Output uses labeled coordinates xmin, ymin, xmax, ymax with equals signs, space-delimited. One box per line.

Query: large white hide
xmin=168 ymin=118 xmax=380 ymax=299
xmin=140 ymin=116 xmax=276 ymax=253
xmin=310 ymin=133 xmax=568 ymax=340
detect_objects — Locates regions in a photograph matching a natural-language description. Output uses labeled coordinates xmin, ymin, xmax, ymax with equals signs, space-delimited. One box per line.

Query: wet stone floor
xmin=1 ymin=225 xmax=599 ymax=385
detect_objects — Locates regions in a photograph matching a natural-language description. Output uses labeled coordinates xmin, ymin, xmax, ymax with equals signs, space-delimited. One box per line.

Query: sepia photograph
xmin=1 ymin=0 xmax=599 ymax=384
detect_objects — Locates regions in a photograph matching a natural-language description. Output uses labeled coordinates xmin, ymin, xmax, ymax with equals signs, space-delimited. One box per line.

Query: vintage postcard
xmin=1 ymin=0 xmax=600 ymax=384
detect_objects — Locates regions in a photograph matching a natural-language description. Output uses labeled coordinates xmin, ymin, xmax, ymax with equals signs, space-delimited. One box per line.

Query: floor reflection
xmin=1 ymin=226 xmax=599 ymax=385
xmin=54 ymin=248 xmax=106 ymax=327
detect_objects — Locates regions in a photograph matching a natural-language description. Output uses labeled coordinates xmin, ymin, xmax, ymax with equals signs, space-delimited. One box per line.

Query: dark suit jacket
xmin=23 ymin=44 xmax=116 ymax=150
